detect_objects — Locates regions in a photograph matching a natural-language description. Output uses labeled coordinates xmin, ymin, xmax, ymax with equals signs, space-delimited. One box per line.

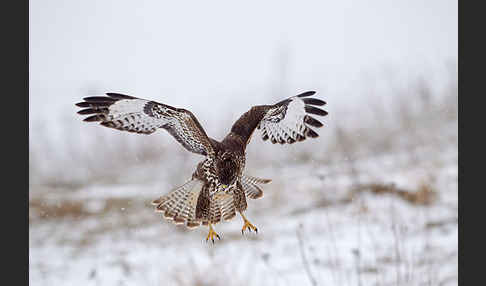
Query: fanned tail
xmin=241 ymin=174 xmax=272 ymax=199
xmin=152 ymin=175 xmax=271 ymax=228
xmin=201 ymin=191 xmax=237 ymax=226
xmin=152 ymin=179 xmax=204 ymax=228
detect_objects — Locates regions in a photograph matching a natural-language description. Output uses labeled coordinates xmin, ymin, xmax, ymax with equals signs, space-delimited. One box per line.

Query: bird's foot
xmin=241 ymin=218 xmax=258 ymax=235
xmin=205 ymin=224 xmax=220 ymax=244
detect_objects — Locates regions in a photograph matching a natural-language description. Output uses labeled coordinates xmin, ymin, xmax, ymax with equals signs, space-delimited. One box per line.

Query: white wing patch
xmin=258 ymin=92 xmax=327 ymax=144
xmin=261 ymin=98 xmax=306 ymax=144
xmin=106 ymin=98 xmax=166 ymax=133
xmin=76 ymin=93 xmax=214 ymax=156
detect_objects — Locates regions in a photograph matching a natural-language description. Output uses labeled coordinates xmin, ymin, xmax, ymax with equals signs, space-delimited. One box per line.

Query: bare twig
xmin=324 ymin=209 xmax=340 ymax=285
xmin=296 ymin=224 xmax=318 ymax=286
xmin=389 ymin=199 xmax=402 ymax=286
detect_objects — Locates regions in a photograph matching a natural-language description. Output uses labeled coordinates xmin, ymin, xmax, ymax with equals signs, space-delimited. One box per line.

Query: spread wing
xmin=75 ymin=93 xmax=214 ymax=156
xmin=229 ymin=91 xmax=328 ymax=147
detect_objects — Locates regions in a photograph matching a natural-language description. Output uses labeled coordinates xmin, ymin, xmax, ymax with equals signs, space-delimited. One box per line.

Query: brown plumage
xmin=76 ymin=91 xmax=328 ymax=242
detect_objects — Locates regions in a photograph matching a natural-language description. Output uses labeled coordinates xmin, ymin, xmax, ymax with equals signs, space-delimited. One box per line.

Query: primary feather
xmin=76 ymin=93 xmax=214 ymax=156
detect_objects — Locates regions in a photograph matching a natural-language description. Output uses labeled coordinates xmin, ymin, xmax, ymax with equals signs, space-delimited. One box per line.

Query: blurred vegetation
xmin=29 ymin=65 xmax=457 ymax=196
xmin=29 ymin=64 xmax=458 ymax=286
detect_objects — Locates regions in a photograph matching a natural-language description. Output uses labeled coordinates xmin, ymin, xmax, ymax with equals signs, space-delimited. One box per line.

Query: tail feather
xmin=241 ymin=174 xmax=272 ymax=199
xmin=153 ymin=175 xmax=271 ymax=228
xmin=208 ymin=194 xmax=222 ymax=224
xmin=152 ymin=179 xmax=204 ymax=228
xmin=212 ymin=192 xmax=236 ymax=223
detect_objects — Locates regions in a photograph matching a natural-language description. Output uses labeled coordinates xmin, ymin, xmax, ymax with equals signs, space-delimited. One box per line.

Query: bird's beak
xmin=219 ymin=184 xmax=228 ymax=192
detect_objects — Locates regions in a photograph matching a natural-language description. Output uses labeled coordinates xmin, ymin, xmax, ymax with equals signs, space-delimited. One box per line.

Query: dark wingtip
xmin=297 ymin=91 xmax=316 ymax=98
xmin=82 ymin=96 xmax=116 ymax=102
xmin=83 ymin=115 xmax=103 ymax=122
xmin=305 ymin=105 xmax=328 ymax=117
xmin=76 ymin=95 xmax=118 ymax=118
xmin=75 ymin=102 xmax=88 ymax=107
xmin=303 ymin=98 xmax=326 ymax=106
xmin=306 ymin=128 xmax=319 ymax=138
xmin=304 ymin=115 xmax=324 ymax=128
xmin=77 ymin=109 xmax=96 ymax=115
xmin=106 ymin=92 xmax=135 ymax=99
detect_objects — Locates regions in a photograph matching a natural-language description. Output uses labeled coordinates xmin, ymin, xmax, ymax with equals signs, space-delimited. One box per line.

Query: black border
xmin=5 ymin=0 xmax=28 ymax=284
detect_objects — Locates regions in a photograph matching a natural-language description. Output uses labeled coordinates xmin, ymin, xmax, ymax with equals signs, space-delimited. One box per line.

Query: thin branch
xmin=296 ymin=224 xmax=318 ymax=286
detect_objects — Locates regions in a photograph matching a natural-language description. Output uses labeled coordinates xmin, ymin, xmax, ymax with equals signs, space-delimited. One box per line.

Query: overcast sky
xmin=29 ymin=0 xmax=457 ymax=128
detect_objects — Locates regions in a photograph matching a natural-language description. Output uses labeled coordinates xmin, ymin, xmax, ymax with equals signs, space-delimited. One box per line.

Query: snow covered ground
xmin=29 ymin=68 xmax=458 ymax=285
xmin=29 ymin=137 xmax=457 ymax=286
xmin=29 ymin=1 xmax=457 ymax=283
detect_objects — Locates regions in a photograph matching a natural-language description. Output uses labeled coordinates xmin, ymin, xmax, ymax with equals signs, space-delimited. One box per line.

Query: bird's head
xmin=216 ymin=152 xmax=238 ymax=188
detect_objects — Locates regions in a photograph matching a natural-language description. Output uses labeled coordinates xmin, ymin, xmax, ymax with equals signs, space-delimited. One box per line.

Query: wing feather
xmin=76 ymin=93 xmax=214 ymax=156
xmin=227 ymin=91 xmax=327 ymax=148
xmin=259 ymin=92 xmax=327 ymax=145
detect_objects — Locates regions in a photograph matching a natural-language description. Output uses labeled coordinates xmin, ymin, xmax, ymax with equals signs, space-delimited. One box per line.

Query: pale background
xmin=29 ymin=1 xmax=457 ymax=285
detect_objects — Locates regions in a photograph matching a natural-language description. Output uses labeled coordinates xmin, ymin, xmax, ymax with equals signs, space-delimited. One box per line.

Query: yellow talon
xmin=205 ymin=223 xmax=220 ymax=244
xmin=240 ymin=213 xmax=258 ymax=235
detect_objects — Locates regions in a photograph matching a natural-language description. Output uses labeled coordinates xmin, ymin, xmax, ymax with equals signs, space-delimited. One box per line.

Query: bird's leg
xmin=205 ymin=222 xmax=220 ymax=244
xmin=240 ymin=212 xmax=258 ymax=235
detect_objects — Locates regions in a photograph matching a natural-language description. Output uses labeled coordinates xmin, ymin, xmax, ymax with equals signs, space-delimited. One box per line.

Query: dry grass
xmin=29 ymin=197 xmax=135 ymax=222
xmin=350 ymin=182 xmax=438 ymax=206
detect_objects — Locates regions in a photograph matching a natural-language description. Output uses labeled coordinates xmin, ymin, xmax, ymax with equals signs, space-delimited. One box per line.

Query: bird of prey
xmin=76 ymin=91 xmax=327 ymax=243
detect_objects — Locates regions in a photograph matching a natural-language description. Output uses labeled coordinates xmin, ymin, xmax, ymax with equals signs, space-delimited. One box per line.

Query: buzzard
xmin=76 ymin=91 xmax=327 ymax=242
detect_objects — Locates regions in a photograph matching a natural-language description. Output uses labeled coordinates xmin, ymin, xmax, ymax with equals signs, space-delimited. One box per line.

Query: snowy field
xmin=29 ymin=1 xmax=457 ymax=284
xmin=29 ymin=146 xmax=457 ymax=286
xmin=29 ymin=87 xmax=457 ymax=285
